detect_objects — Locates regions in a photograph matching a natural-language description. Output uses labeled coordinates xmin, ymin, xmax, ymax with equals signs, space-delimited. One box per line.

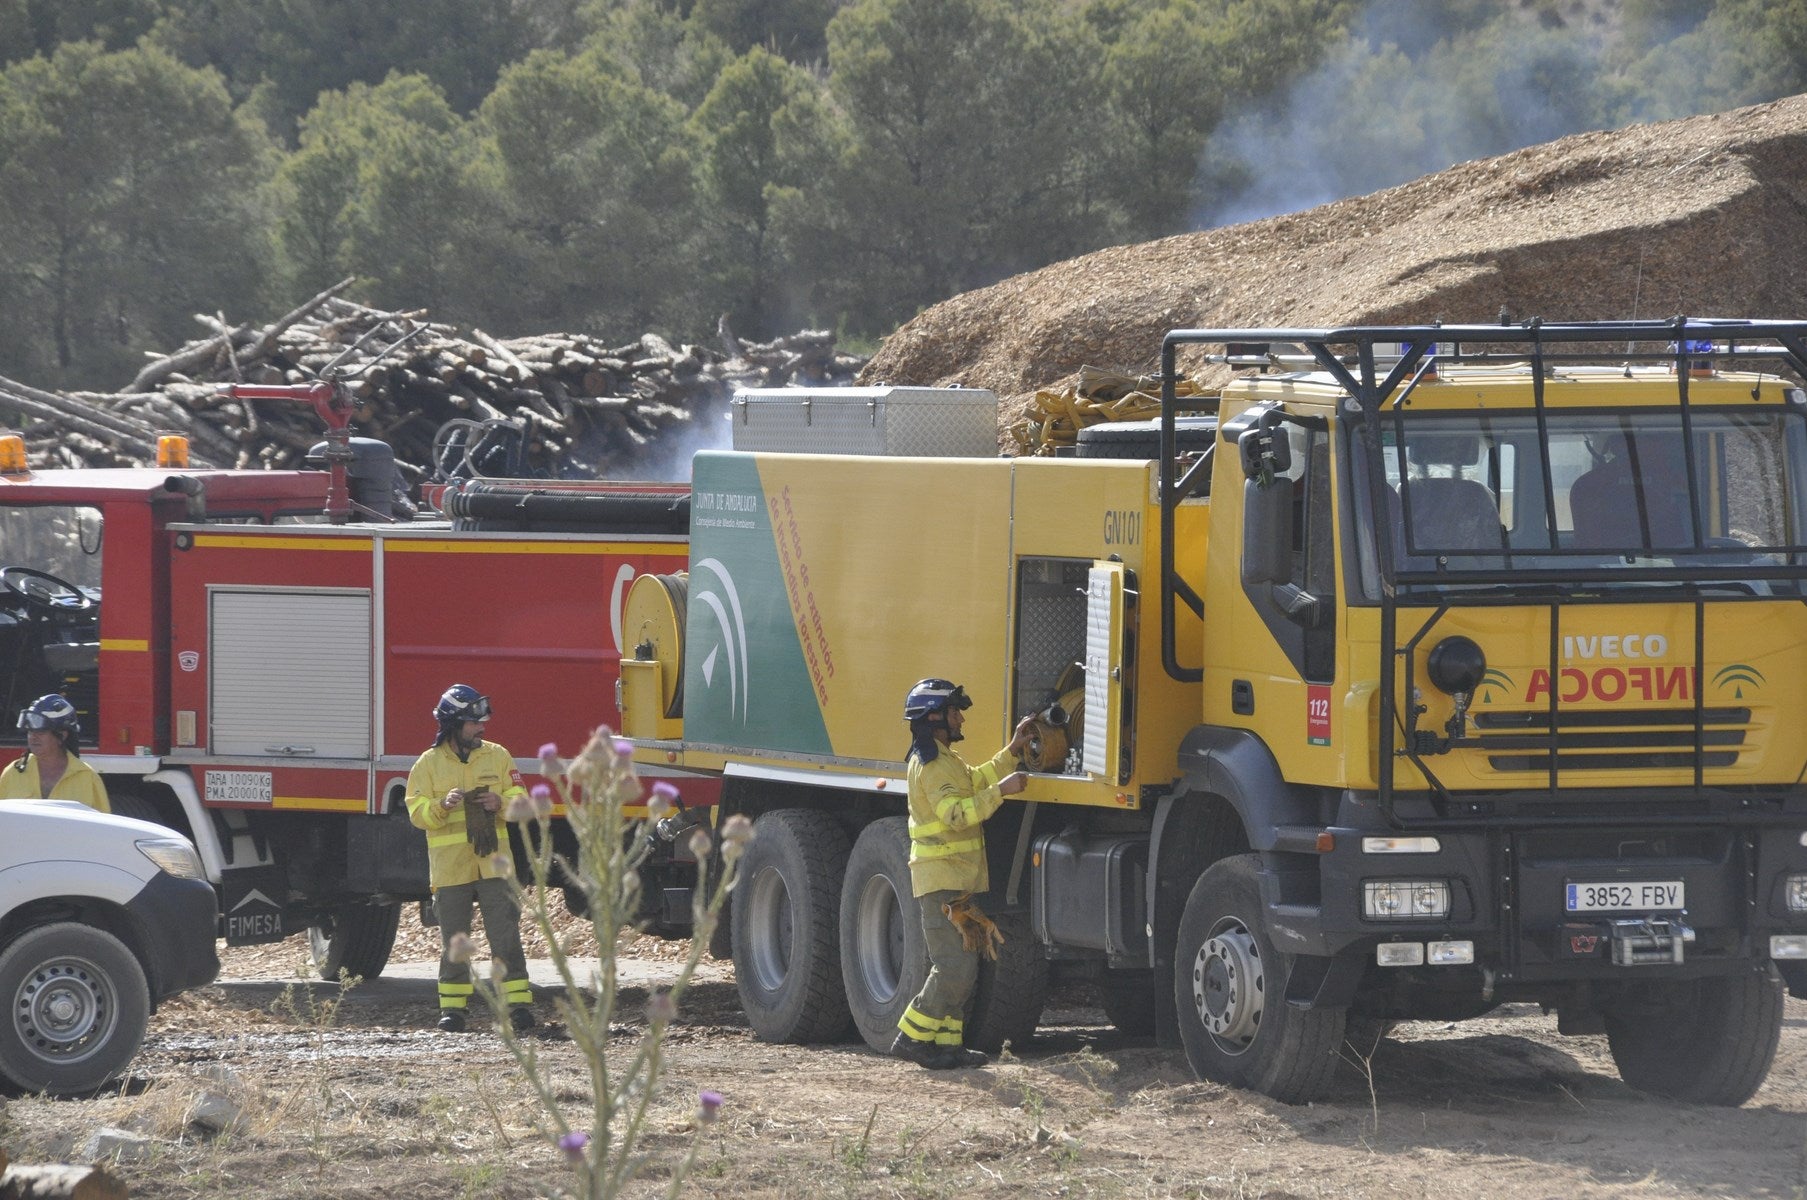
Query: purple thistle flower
xmin=530 ymin=782 xmax=553 ymax=801
xmin=558 ymin=1130 xmax=590 ymax=1164
xmin=697 ymin=1090 xmax=724 ymax=1124
xmin=537 ymin=742 xmax=559 ymax=761
xmin=651 ymin=780 xmax=680 ymax=802
xmin=612 ymin=737 xmax=634 ymax=757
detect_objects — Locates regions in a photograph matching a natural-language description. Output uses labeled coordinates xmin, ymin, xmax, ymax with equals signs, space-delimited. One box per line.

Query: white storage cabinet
xmin=730 ymin=386 xmax=1000 ymax=457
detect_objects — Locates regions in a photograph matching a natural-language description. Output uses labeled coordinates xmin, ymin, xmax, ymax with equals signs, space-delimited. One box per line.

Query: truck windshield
xmin=0 ymin=505 xmax=104 ymax=589
xmin=1351 ymin=408 xmax=1807 ymax=593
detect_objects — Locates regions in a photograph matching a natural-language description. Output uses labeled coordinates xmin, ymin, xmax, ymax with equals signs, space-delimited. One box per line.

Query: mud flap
xmin=219 ymin=865 xmax=290 ymax=944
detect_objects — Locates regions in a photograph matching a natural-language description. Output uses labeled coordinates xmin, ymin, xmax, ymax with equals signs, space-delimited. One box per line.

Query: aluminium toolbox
xmin=730 ymin=386 xmax=1000 ymax=457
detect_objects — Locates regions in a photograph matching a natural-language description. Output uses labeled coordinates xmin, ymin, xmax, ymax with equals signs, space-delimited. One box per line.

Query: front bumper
xmin=125 ymin=871 xmax=221 ymax=1001
xmin=1264 ymin=820 xmax=1807 ymax=986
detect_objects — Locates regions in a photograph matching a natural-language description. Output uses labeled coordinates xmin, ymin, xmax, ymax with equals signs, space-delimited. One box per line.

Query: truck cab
xmin=1154 ymin=320 xmax=1807 ymax=1103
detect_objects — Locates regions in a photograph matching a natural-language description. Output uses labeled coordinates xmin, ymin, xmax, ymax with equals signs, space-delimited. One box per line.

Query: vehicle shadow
xmin=995 ymin=1006 xmax=1807 ymax=1200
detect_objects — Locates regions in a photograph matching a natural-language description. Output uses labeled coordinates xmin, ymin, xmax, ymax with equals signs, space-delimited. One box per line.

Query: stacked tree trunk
xmin=0 ymin=280 xmax=866 ymax=483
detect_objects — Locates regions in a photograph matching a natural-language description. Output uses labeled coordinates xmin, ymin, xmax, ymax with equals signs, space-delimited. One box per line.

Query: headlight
xmin=137 ymin=837 xmax=204 ymax=880
xmin=1363 ymin=879 xmax=1451 ymax=920
xmin=1785 ymin=874 xmax=1807 ymax=913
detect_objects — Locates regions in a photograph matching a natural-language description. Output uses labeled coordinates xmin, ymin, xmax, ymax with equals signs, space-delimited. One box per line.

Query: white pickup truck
xmin=0 ymin=799 xmax=219 ymax=1094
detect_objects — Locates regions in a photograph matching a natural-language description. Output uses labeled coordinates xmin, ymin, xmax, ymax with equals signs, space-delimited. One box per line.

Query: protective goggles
xmin=17 ymin=711 xmax=68 ymax=730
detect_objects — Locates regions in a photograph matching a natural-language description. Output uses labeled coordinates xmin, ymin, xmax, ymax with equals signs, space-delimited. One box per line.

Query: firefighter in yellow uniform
xmin=892 ymin=678 xmax=1033 ymax=1069
xmin=406 ymin=684 xmax=536 ymax=1034
xmin=1 ymin=694 xmax=110 ymax=813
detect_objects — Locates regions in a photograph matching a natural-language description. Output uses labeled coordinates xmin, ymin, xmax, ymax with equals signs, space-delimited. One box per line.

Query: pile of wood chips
xmin=0 ymin=278 xmax=866 ymax=485
xmin=865 ymin=93 xmax=1807 ymax=437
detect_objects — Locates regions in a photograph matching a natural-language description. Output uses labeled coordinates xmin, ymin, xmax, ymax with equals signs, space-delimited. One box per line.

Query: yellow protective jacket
xmin=0 ymin=753 xmax=110 ymax=813
xmin=405 ymin=740 xmax=527 ymax=889
xmin=905 ymin=742 xmax=1017 ymax=897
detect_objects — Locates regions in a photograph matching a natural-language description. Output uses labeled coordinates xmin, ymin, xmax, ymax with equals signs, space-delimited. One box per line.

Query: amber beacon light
xmin=0 ymin=433 xmax=26 ymax=473
xmin=156 ymin=433 xmax=191 ymax=468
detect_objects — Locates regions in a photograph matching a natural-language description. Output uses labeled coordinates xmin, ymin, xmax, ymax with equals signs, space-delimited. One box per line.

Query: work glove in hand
xmin=942 ymin=893 xmax=1004 ymax=960
xmin=464 ymin=796 xmax=499 ymax=858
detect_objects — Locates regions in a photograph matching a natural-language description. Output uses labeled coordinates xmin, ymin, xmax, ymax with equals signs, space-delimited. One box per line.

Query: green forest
xmin=1 ymin=0 xmax=1802 ymax=390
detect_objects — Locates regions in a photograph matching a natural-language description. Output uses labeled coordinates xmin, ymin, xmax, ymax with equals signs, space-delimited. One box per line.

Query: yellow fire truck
xmin=623 ymin=319 xmax=1807 ymax=1104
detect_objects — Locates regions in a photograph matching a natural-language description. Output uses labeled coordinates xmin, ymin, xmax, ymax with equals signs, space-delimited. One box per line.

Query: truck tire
xmin=839 ymin=817 xmax=926 ymax=1051
xmin=1173 ymin=854 xmax=1344 ymax=1103
xmin=1341 ymin=1014 xmax=1394 ymax=1059
xmin=1603 ymin=969 xmax=1783 ymax=1105
xmin=708 ymin=893 xmax=734 ymax=961
xmin=1075 ymin=418 xmax=1217 ymax=460
xmin=732 ymin=809 xmax=854 ymax=1043
xmin=1099 ymin=969 xmax=1157 ymax=1038
xmin=967 ymin=910 xmax=1049 ymax=1053
xmin=308 ymin=904 xmax=402 ymax=982
xmin=0 ymin=922 xmax=150 ymax=1095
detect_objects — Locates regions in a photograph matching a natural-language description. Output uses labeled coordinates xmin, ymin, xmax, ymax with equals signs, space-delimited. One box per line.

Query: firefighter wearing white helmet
xmin=891 ymin=678 xmax=1035 ymax=1070
xmin=1 ymin=693 xmax=109 ymax=813
xmin=405 ymin=684 xmax=536 ymax=1034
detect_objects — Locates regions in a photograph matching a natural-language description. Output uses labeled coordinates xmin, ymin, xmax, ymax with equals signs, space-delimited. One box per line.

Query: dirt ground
xmin=3 ymin=911 xmax=1804 ymax=1200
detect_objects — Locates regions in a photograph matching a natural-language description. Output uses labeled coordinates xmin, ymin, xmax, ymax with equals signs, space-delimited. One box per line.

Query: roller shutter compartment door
xmin=210 ymin=589 xmax=372 ymax=758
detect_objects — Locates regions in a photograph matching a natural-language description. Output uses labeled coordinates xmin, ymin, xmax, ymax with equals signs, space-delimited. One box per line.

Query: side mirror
xmin=1237 ymin=414 xmax=1292 ymax=481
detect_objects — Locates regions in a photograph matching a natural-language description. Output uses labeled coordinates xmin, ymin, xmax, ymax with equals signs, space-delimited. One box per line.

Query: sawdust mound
xmin=861 ymin=93 xmax=1807 ymax=435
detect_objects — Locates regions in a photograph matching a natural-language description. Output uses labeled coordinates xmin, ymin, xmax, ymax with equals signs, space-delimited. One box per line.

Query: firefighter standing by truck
xmin=1 ymin=694 xmax=109 ymax=813
xmin=406 ymin=684 xmax=536 ymax=1033
xmin=892 ymin=678 xmax=1034 ymax=1069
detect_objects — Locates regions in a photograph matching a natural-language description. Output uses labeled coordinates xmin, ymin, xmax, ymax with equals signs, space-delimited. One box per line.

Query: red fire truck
xmin=0 ymin=420 xmax=705 ymax=979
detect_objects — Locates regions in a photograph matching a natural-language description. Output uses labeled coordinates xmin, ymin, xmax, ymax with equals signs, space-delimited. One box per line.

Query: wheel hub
xmin=1190 ymin=922 xmax=1264 ymax=1052
xmin=744 ymin=866 xmax=795 ymax=994
xmin=853 ymin=875 xmax=905 ymax=1005
xmin=16 ymin=963 xmax=109 ymax=1058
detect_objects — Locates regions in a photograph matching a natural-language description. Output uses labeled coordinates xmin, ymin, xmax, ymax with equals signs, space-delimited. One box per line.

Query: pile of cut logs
xmin=0 ymin=278 xmax=867 ymax=483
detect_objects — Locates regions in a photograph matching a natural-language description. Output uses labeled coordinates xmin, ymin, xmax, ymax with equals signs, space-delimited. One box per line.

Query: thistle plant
xmin=475 ymin=726 xmax=751 ymax=1199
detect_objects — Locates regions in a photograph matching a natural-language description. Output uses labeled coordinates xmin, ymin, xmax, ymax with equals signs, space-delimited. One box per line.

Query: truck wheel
xmin=839 ymin=817 xmax=926 ymax=1051
xmin=708 ymin=893 xmax=734 ymax=961
xmin=1604 ymin=969 xmax=1783 ymax=1105
xmin=1173 ymin=854 xmax=1344 ymax=1103
xmin=732 ymin=810 xmax=854 ymax=1043
xmin=1341 ymin=1014 xmax=1394 ymax=1059
xmin=308 ymin=904 xmax=402 ymax=982
xmin=967 ymin=910 xmax=1049 ymax=1053
xmin=1099 ymin=969 xmax=1157 ymax=1038
xmin=0 ymin=922 xmax=150 ymax=1095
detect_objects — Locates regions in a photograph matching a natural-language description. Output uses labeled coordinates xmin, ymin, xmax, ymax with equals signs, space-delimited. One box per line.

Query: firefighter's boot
xmin=510 ymin=1006 xmax=537 ymax=1035
xmin=437 ymin=1009 xmax=467 ymax=1033
xmin=940 ymin=1044 xmax=990 ymax=1069
xmin=889 ymin=1031 xmax=948 ymax=1069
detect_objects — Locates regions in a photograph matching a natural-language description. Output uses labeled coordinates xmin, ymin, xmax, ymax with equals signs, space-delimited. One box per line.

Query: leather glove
xmin=942 ymin=893 xmax=1004 ymax=961
xmin=464 ymin=795 xmax=499 ymax=858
